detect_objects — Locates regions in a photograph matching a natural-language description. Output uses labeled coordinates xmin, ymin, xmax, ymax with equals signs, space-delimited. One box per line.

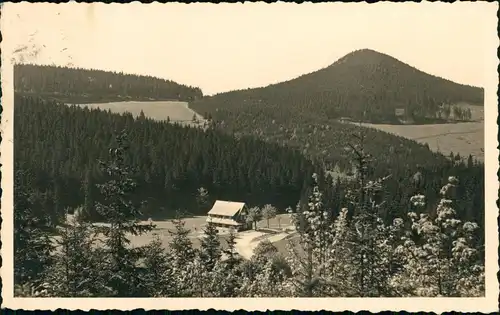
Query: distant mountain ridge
xmin=193 ymin=48 xmax=483 ymax=124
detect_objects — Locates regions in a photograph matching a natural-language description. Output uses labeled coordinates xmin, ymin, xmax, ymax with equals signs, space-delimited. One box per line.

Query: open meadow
xmin=71 ymin=101 xmax=206 ymax=127
xmin=356 ymin=105 xmax=484 ymax=161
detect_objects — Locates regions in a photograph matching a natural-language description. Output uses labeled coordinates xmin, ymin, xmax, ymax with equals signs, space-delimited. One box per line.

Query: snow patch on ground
xmin=234 ymin=229 xmax=295 ymax=260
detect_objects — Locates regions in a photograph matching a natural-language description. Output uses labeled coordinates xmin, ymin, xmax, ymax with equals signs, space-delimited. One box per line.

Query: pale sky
xmin=2 ymin=2 xmax=498 ymax=95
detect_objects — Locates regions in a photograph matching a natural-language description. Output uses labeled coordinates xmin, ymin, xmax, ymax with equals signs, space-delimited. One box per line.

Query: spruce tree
xmin=14 ymin=169 xmax=54 ymax=294
xmin=81 ymin=168 xmax=94 ymax=222
xmin=138 ymin=109 xmax=146 ymax=121
xmin=206 ymin=227 xmax=243 ymax=297
xmin=43 ymin=208 xmax=105 ymax=297
xmin=167 ymin=212 xmax=196 ymax=296
xmin=223 ymin=228 xmax=240 ymax=267
xmin=141 ymin=234 xmax=174 ymax=297
xmin=199 ymin=221 xmax=222 ymax=271
xmin=344 ymin=131 xmax=395 ymax=297
xmin=53 ymin=179 xmax=63 ymax=226
xmin=286 ymin=173 xmax=333 ymax=297
xmin=95 ymin=130 xmax=155 ymax=296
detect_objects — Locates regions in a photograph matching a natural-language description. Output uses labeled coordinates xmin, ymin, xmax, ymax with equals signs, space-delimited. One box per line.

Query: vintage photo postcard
xmin=1 ymin=1 xmax=498 ymax=312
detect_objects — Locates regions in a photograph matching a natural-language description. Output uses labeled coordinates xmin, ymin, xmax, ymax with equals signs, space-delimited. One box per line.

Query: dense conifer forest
xmin=15 ymin=94 xmax=316 ymax=221
xmin=191 ymin=49 xmax=483 ymax=124
xmin=14 ymin=63 xmax=203 ymax=103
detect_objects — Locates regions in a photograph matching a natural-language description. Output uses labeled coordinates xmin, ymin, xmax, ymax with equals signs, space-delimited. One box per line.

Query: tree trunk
xmin=306 ymin=246 xmax=313 ymax=297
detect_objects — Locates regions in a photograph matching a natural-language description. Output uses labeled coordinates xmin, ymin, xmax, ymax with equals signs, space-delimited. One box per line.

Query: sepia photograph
xmin=1 ymin=1 xmax=498 ymax=312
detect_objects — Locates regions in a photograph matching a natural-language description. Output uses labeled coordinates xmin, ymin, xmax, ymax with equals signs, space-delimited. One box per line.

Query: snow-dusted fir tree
xmin=191 ymin=227 xmax=241 ymax=297
xmin=167 ymin=212 xmax=197 ymax=296
xmin=285 ymin=173 xmax=335 ymax=297
xmin=257 ymin=240 xmax=293 ymax=296
xmin=238 ymin=240 xmax=289 ymax=297
xmin=390 ymin=176 xmax=485 ymax=297
xmin=239 ymin=259 xmax=293 ymax=297
xmin=141 ymin=234 xmax=174 ymax=297
xmin=14 ymin=169 xmax=54 ymax=295
xmin=199 ymin=221 xmax=222 ymax=271
xmin=204 ymin=261 xmax=238 ymax=297
xmin=215 ymin=227 xmax=244 ymax=297
xmin=334 ymin=131 xmax=397 ymax=297
xmin=286 ymin=131 xmax=398 ymax=297
xmin=43 ymin=208 xmax=106 ymax=297
xmin=186 ymin=220 xmax=223 ymax=297
xmin=186 ymin=253 xmax=209 ymax=297
xmin=95 ymin=131 xmax=155 ymax=296
xmin=223 ymin=227 xmax=242 ymax=270
xmin=347 ymin=176 xmax=395 ymax=297
xmin=321 ymin=207 xmax=356 ymax=296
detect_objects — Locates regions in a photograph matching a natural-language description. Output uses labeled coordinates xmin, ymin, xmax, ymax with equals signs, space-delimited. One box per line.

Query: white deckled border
xmin=1 ymin=2 xmax=499 ymax=312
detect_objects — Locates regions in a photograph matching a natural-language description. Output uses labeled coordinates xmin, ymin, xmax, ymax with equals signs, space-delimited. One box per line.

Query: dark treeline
xmin=14 ymin=64 xmax=203 ymax=103
xmin=15 ymin=94 xmax=484 ymax=237
xmin=191 ymin=49 xmax=483 ymax=124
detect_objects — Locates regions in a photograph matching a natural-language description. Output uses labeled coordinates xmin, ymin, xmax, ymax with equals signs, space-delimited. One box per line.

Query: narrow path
xmin=234 ymin=229 xmax=296 ymax=260
xmin=234 ymin=231 xmax=266 ymax=260
xmin=264 ymin=232 xmax=293 ymax=244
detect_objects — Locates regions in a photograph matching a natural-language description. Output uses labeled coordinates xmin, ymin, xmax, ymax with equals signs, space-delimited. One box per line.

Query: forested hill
xmin=14 ymin=64 xmax=203 ymax=103
xmin=191 ymin=48 xmax=483 ymax=124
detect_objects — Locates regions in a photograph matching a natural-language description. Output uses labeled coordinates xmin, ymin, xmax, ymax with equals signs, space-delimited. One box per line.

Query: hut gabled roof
xmin=207 ymin=200 xmax=246 ymax=217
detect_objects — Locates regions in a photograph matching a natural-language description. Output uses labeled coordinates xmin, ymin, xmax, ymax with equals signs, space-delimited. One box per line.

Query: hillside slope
xmin=191 ymin=48 xmax=483 ymax=124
